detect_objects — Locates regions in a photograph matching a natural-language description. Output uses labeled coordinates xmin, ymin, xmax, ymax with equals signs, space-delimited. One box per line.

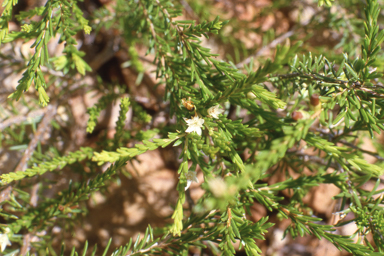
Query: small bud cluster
xmin=211 ymin=131 xmax=231 ymax=153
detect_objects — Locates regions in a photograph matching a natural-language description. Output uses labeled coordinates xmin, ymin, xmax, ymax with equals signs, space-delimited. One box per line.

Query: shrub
xmin=1 ymin=0 xmax=384 ymax=255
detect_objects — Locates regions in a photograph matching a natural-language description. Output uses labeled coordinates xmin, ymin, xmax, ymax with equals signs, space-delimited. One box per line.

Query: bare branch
xmin=14 ymin=104 xmax=57 ymax=172
xmin=0 ymin=108 xmax=46 ymax=131
xmin=236 ymin=29 xmax=295 ymax=68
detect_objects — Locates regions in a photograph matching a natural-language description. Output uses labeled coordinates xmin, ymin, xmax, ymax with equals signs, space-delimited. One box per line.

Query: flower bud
xmin=310 ymin=94 xmax=322 ymax=112
xmin=182 ymin=98 xmax=195 ymax=111
xmin=292 ymin=111 xmax=303 ymax=121
xmin=247 ymin=91 xmax=256 ymax=99
xmin=310 ymin=94 xmax=320 ymax=106
xmin=292 ymin=110 xmax=310 ymax=121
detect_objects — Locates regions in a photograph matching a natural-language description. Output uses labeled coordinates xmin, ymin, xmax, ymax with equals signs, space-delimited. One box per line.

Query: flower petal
xmin=208 ymin=105 xmax=224 ymax=119
xmin=195 ymin=127 xmax=202 ymax=136
xmin=185 ymin=126 xmax=195 ymax=133
xmin=185 ymin=180 xmax=192 ymax=191
xmin=0 ymin=234 xmax=11 ymax=252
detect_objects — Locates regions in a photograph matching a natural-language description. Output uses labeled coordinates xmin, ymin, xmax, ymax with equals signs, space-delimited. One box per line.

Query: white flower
xmin=0 ymin=231 xmax=11 ymax=252
xmin=184 ymin=115 xmax=204 ymax=136
xmin=207 ymin=177 xmax=227 ymax=197
xmin=185 ymin=171 xmax=199 ymax=191
xmin=207 ymin=105 xmax=224 ymax=119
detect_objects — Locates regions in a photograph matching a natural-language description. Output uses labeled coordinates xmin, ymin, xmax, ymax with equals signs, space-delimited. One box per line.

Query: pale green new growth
xmin=0 ymin=147 xmax=93 ymax=184
xmin=92 ymin=133 xmax=182 ymax=165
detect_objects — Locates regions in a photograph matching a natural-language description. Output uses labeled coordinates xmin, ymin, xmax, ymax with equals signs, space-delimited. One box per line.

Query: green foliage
xmin=112 ymin=97 xmax=130 ymax=149
xmin=0 ymin=147 xmax=93 ymax=184
xmin=5 ymin=1 xmax=91 ymax=106
xmin=93 ymin=132 xmax=181 ymax=165
xmin=2 ymin=0 xmax=384 ymax=255
xmin=86 ymin=93 xmax=117 ymax=133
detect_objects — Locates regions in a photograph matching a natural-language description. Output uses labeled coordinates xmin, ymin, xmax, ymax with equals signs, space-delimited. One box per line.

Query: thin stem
xmin=14 ymin=104 xmax=57 ymax=172
xmin=236 ymin=29 xmax=296 ymax=68
xmin=338 ymin=139 xmax=384 ymax=161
